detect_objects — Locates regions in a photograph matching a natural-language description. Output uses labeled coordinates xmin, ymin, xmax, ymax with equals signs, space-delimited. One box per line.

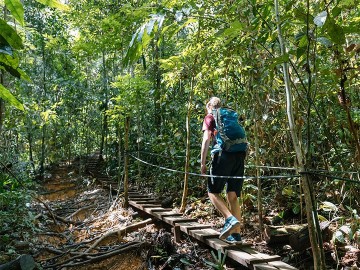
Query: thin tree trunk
xmin=123 ymin=116 xmax=130 ymax=208
xmin=0 ymin=71 xmax=5 ymax=133
xmin=254 ymin=114 xmax=264 ymax=237
xmin=180 ymin=78 xmax=194 ymax=213
xmin=274 ymin=1 xmax=326 ymax=269
xmin=117 ymin=121 xmax=122 ymax=191
xmin=153 ymin=40 xmax=162 ymax=136
xmin=99 ymin=51 xmax=108 ymax=160
xmin=39 ymin=44 xmax=47 ymax=180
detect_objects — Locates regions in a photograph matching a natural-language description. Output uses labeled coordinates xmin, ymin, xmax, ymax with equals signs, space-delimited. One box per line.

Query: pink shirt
xmin=202 ymin=114 xmax=216 ymax=135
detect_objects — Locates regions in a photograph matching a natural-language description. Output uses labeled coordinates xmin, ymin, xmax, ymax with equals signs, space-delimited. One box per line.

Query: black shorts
xmin=207 ymin=151 xmax=246 ymax=197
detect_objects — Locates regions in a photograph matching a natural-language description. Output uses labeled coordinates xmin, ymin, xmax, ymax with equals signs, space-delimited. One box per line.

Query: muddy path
xmin=32 ymin=162 xmax=148 ymax=270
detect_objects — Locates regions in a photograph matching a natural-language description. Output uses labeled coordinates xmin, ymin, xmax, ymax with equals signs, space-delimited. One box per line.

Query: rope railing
xmin=128 ymin=153 xmax=301 ymax=180
xmin=127 ymin=151 xmax=360 ymax=184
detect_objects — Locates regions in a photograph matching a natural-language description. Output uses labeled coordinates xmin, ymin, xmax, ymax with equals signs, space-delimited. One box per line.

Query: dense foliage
xmin=0 ymin=0 xmax=359 ymax=268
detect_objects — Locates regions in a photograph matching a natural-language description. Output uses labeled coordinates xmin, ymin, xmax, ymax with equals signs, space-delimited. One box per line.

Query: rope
xmin=128 ymin=151 xmax=360 ymax=179
xmin=126 ymin=151 xmax=359 ymax=183
xmin=128 ymin=153 xmax=301 ymax=180
xmin=246 ymin=164 xmax=297 ymax=171
xmin=130 ymin=150 xmax=298 ymax=171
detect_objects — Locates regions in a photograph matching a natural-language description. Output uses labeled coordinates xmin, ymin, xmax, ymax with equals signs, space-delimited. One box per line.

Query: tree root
xmin=43 ymin=241 xmax=145 ymax=269
xmin=85 ymin=218 xmax=153 ymax=253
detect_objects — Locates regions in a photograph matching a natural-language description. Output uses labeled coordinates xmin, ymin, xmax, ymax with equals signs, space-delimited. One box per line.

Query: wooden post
xmin=173 ymin=224 xmax=182 ymax=243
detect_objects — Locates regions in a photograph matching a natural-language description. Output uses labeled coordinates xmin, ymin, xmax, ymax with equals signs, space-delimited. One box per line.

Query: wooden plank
xmin=150 ymin=208 xmax=173 ymax=212
xmin=223 ymin=242 xmax=252 ymax=248
xmin=132 ymin=200 xmax=161 ymax=204
xmin=128 ymin=201 xmax=143 ymax=208
xmin=142 ymin=207 xmax=170 ymax=215
xmin=189 ymin=228 xmax=220 ymax=241
xmin=129 ymin=196 xmax=155 ymax=200
xmin=140 ymin=204 xmax=162 ymax=209
xmin=152 ymin=211 xmax=182 ymax=219
xmin=162 ymin=216 xmax=197 ymax=225
xmin=226 ymin=249 xmax=269 ymax=266
xmin=205 ymin=238 xmax=230 ymax=251
xmin=128 ymin=201 xmax=161 ymax=210
xmin=153 ymin=212 xmax=182 ymax=219
xmin=268 ymin=261 xmax=298 ymax=270
xmin=176 ymin=222 xmax=212 ymax=234
xmin=252 ymin=264 xmax=280 ymax=270
xmin=238 ymin=246 xmax=281 ymax=262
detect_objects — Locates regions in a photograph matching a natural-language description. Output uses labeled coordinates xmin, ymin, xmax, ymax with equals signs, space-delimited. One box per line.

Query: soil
xmin=15 ymin=161 xmax=220 ymax=270
xmin=2 ymin=160 xmax=359 ymax=270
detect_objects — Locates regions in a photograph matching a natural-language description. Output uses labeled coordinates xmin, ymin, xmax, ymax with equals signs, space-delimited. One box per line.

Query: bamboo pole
xmin=274 ymin=1 xmax=326 ymax=269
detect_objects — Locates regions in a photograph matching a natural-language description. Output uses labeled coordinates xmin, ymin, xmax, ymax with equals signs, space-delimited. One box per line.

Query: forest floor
xmin=1 ymin=160 xmax=359 ymax=269
xmin=16 ymin=161 xmax=246 ymax=270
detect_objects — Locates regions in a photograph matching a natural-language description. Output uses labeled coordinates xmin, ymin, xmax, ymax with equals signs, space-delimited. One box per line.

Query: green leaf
xmin=5 ymin=0 xmax=25 ymax=26
xmin=268 ymin=54 xmax=290 ymax=69
xmin=316 ymin=37 xmax=332 ymax=47
xmin=298 ymin=35 xmax=308 ymax=48
xmin=0 ymin=54 xmax=31 ymax=81
xmin=331 ymin=7 xmax=342 ymax=17
xmin=35 ymin=0 xmax=70 ymax=11
xmin=0 ymin=19 xmax=23 ymax=49
xmin=324 ymin=19 xmax=346 ymax=44
xmin=0 ymin=84 xmax=24 ymax=111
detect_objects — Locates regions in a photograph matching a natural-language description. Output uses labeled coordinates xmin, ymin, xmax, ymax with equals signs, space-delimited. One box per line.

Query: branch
xmin=85 ymin=218 xmax=153 ymax=253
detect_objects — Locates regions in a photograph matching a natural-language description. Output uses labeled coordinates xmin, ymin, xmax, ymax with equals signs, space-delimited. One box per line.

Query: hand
xmin=201 ymin=164 xmax=207 ymax=175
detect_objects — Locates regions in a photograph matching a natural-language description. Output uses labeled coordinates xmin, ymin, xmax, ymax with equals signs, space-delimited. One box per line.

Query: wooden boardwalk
xmin=128 ymin=192 xmax=298 ymax=270
xmin=85 ymin=154 xmax=298 ymax=270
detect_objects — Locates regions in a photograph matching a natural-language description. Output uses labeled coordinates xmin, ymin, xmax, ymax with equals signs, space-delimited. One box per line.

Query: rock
xmin=0 ymin=254 xmax=35 ymax=270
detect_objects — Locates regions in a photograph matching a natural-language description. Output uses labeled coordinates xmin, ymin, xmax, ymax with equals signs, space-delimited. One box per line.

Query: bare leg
xmin=227 ymin=191 xmax=241 ymax=234
xmin=208 ymin=192 xmax=232 ymax=219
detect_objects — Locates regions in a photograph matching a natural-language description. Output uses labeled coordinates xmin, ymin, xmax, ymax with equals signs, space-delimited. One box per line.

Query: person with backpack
xmin=200 ymin=96 xmax=247 ymax=244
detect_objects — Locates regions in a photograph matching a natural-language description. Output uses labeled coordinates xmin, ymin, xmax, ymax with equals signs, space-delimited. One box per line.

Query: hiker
xmin=200 ymin=97 xmax=247 ymax=244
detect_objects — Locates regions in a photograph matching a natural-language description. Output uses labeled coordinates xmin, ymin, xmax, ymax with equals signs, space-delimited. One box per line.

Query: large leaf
xmin=268 ymin=54 xmax=290 ymax=69
xmin=218 ymin=21 xmax=245 ymax=45
xmin=324 ymin=18 xmax=346 ymax=45
xmin=5 ymin=0 xmax=24 ymax=26
xmin=0 ymin=54 xmax=31 ymax=81
xmin=35 ymin=0 xmax=70 ymax=11
xmin=0 ymin=19 xmax=23 ymax=49
xmin=124 ymin=14 xmax=166 ymax=67
xmin=0 ymin=84 xmax=24 ymax=111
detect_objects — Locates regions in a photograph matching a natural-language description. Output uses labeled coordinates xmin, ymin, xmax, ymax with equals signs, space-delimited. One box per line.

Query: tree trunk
xmin=123 ymin=116 xmax=130 ymax=208
xmin=274 ymin=1 xmax=326 ymax=269
xmin=117 ymin=121 xmax=123 ymax=191
xmin=0 ymin=71 xmax=5 ymax=133
xmin=99 ymin=50 xmax=109 ymax=160
xmin=153 ymin=41 xmax=162 ymax=136
xmin=180 ymin=78 xmax=194 ymax=213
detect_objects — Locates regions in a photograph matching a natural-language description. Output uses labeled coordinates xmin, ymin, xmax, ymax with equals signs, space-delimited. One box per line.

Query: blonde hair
xmin=207 ymin=97 xmax=221 ymax=109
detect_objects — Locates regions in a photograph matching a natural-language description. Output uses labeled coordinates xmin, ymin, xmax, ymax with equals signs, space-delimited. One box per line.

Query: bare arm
xmin=200 ymin=130 xmax=212 ymax=175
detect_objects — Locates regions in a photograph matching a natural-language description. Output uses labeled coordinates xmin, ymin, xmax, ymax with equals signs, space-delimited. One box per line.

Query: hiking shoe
xmin=225 ymin=233 xmax=242 ymax=244
xmin=219 ymin=216 xmax=240 ymax=240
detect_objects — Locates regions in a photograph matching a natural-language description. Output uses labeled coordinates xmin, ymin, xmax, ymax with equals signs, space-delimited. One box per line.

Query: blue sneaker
xmin=225 ymin=233 xmax=242 ymax=244
xmin=219 ymin=216 xmax=240 ymax=240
